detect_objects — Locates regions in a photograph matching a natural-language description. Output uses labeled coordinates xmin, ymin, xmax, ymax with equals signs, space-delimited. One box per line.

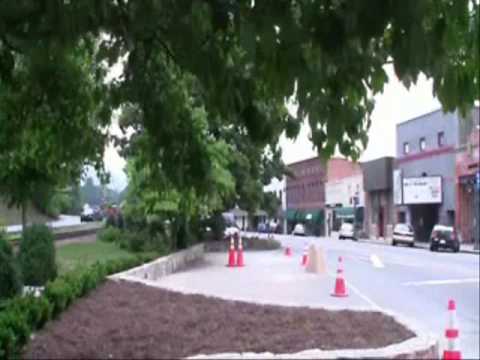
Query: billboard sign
xmin=393 ymin=169 xmax=403 ymax=205
xmin=403 ymin=176 xmax=442 ymax=204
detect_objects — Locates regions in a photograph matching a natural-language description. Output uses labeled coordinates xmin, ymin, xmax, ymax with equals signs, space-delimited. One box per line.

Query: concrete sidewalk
xmin=146 ymin=250 xmax=379 ymax=311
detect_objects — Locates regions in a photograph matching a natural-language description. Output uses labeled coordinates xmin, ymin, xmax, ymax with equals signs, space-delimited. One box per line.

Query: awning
xmin=308 ymin=210 xmax=324 ymax=224
xmin=295 ymin=210 xmax=306 ymax=221
xmin=287 ymin=209 xmax=324 ymax=223
xmin=286 ymin=209 xmax=297 ymax=221
xmin=334 ymin=207 xmax=355 ymax=219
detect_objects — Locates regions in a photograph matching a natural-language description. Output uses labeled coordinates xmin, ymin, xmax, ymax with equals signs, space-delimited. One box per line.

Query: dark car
xmin=91 ymin=207 xmax=104 ymax=221
xmin=429 ymin=225 xmax=460 ymax=252
xmin=80 ymin=208 xmax=94 ymax=222
xmin=81 ymin=206 xmax=103 ymax=222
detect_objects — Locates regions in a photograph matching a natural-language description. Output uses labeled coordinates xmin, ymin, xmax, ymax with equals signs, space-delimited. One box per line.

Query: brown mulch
xmin=25 ymin=281 xmax=414 ymax=359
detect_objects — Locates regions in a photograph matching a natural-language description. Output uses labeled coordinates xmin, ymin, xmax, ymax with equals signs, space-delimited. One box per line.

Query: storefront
xmin=457 ymin=173 xmax=480 ymax=243
xmin=362 ymin=157 xmax=395 ymax=240
xmin=396 ymin=176 xmax=444 ymax=242
xmin=455 ymin=109 xmax=479 ymax=246
xmin=286 ymin=208 xmax=324 ymax=235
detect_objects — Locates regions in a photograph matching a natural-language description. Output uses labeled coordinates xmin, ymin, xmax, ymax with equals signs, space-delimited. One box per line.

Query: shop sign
xmin=403 ymin=176 xmax=442 ymax=204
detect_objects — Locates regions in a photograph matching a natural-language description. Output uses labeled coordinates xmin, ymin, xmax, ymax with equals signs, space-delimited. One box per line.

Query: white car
xmin=339 ymin=222 xmax=356 ymax=240
xmin=392 ymin=223 xmax=415 ymax=247
xmin=292 ymin=223 xmax=306 ymax=236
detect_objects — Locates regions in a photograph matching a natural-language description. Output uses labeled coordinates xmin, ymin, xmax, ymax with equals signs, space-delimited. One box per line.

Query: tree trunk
xmin=21 ymin=200 xmax=27 ymax=232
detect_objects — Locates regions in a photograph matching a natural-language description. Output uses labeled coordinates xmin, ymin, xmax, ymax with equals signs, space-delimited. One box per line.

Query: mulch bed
xmin=25 ymin=281 xmax=414 ymax=359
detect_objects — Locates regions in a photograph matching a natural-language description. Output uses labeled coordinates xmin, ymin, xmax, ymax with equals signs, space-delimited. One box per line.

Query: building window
xmin=403 ymin=142 xmax=410 ymax=154
xmin=438 ymin=131 xmax=445 ymax=147
xmin=419 ymin=137 xmax=426 ymax=151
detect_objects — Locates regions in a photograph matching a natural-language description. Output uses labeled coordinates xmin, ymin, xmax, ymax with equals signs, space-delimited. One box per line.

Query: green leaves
xmin=0 ymin=40 xmax=110 ymax=215
xmin=0 ymin=0 xmax=477 ymax=220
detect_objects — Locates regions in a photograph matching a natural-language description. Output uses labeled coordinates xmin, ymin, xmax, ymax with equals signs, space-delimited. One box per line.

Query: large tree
xmin=0 ymin=39 xmax=110 ymax=228
xmin=1 ymin=1 xmax=478 ymax=226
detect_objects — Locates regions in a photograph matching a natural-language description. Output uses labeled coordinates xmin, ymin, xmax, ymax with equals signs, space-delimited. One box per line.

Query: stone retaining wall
xmin=110 ymin=244 xmax=204 ymax=282
xmin=205 ymin=237 xmax=280 ymax=252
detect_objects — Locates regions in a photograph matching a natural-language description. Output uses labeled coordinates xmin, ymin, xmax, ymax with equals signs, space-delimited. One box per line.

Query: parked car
xmin=91 ymin=206 xmax=104 ymax=221
xmin=339 ymin=222 xmax=356 ymax=240
xmin=292 ymin=223 xmax=306 ymax=236
xmin=80 ymin=207 xmax=94 ymax=222
xmin=392 ymin=223 xmax=415 ymax=247
xmin=429 ymin=225 xmax=460 ymax=252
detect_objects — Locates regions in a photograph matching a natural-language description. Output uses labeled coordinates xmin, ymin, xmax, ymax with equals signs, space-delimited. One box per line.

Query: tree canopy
xmin=0 ymin=38 xmax=110 ymax=225
xmin=1 ymin=0 xmax=478 ymax=229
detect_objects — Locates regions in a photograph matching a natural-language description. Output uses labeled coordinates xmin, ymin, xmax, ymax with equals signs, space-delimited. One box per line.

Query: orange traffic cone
xmin=285 ymin=246 xmax=292 ymax=256
xmin=227 ymin=236 xmax=236 ymax=267
xmin=301 ymin=243 xmax=308 ymax=266
xmin=443 ymin=299 xmax=461 ymax=360
xmin=331 ymin=256 xmax=348 ymax=297
xmin=236 ymin=237 xmax=244 ymax=267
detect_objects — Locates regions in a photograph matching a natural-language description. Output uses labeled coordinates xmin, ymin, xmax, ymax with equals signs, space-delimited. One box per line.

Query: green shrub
xmin=144 ymin=232 xmax=170 ymax=254
xmin=122 ymin=230 xmax=147 ymax=252
xmin=97 ymin=226 xmax=122 ymax=243
xmin=0 ymin=252 xmax=161 ymax=358
xmin=3 ymin=296 xmax=52 ymax=331
xmin=103 ymin=226 xmax=170 ymax=254
xmin=18 ymin=224 xmax=57 ymax=286
xmin=202 ymin=213 xmax=226 ymax=241
xmin=0 ymin=306 xmax=31 ymax=358
xmin=0 ymin=233 xmax=22 ymax=300
xmin=106 ymin=214 xmax=117 ymax=227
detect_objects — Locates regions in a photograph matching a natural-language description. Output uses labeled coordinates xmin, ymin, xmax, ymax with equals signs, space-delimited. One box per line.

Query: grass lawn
xmin=56 ymin=241 xmax=158 ymax=275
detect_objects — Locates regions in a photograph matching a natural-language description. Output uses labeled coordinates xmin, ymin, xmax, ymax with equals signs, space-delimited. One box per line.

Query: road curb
xmin=358 ymin=239 xmax=480 ymax=255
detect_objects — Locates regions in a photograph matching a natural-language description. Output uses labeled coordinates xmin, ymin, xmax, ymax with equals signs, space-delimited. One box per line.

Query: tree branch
xmin=0 ymin=36 xmax=22 ymax=53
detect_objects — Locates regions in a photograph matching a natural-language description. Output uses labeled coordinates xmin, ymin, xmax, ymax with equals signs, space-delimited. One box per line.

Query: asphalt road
xmin=256 ymin=233 xmax=479 ymax=359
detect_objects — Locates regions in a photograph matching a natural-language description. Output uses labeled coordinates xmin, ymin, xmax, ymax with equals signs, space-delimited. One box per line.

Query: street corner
xmin=133 ymin=249 xmax=383 ymax=313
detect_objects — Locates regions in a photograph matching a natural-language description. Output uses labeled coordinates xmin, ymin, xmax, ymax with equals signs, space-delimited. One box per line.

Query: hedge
xmin=0 ymin=234 xmax=22 ymax=300
xmin=0 ymin=252 xmax=158 ymax=358
xmin=18 ymin=224 xmax=57 ymax=286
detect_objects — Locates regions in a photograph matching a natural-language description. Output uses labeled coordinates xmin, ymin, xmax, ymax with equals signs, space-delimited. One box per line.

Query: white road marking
xmin=370 ymin=254 xmax=384 ymax=268
xmin=402 ymin=278 xmax=480 ymax=287
xmin=346 ymin=280 xmax=383 ymax=312
xmin=326 ymin=270 xmax=383 ymax=311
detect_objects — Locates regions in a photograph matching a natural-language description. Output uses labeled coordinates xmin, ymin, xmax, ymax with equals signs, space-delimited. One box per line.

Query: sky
xmin=280 ymin=65 xmax=441 ymax=165
xmin=100 ymin=65 xmax=441 ymax=191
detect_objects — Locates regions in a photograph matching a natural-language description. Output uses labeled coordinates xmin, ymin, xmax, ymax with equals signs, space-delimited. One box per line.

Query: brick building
xmin=325 ymin=159 xmax=364 ymax=235
xmin=456 ymin=107 xmax=480 ymax=246
xmin=286 ymin=156 xmax=363 ymax=236
xmin=286 ymin=157 xmax=327 ymax=235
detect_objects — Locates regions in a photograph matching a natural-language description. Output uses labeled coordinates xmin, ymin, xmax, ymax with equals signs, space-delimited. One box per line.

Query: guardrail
xmin=7 ymin=222 xmax=103 ymax=245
